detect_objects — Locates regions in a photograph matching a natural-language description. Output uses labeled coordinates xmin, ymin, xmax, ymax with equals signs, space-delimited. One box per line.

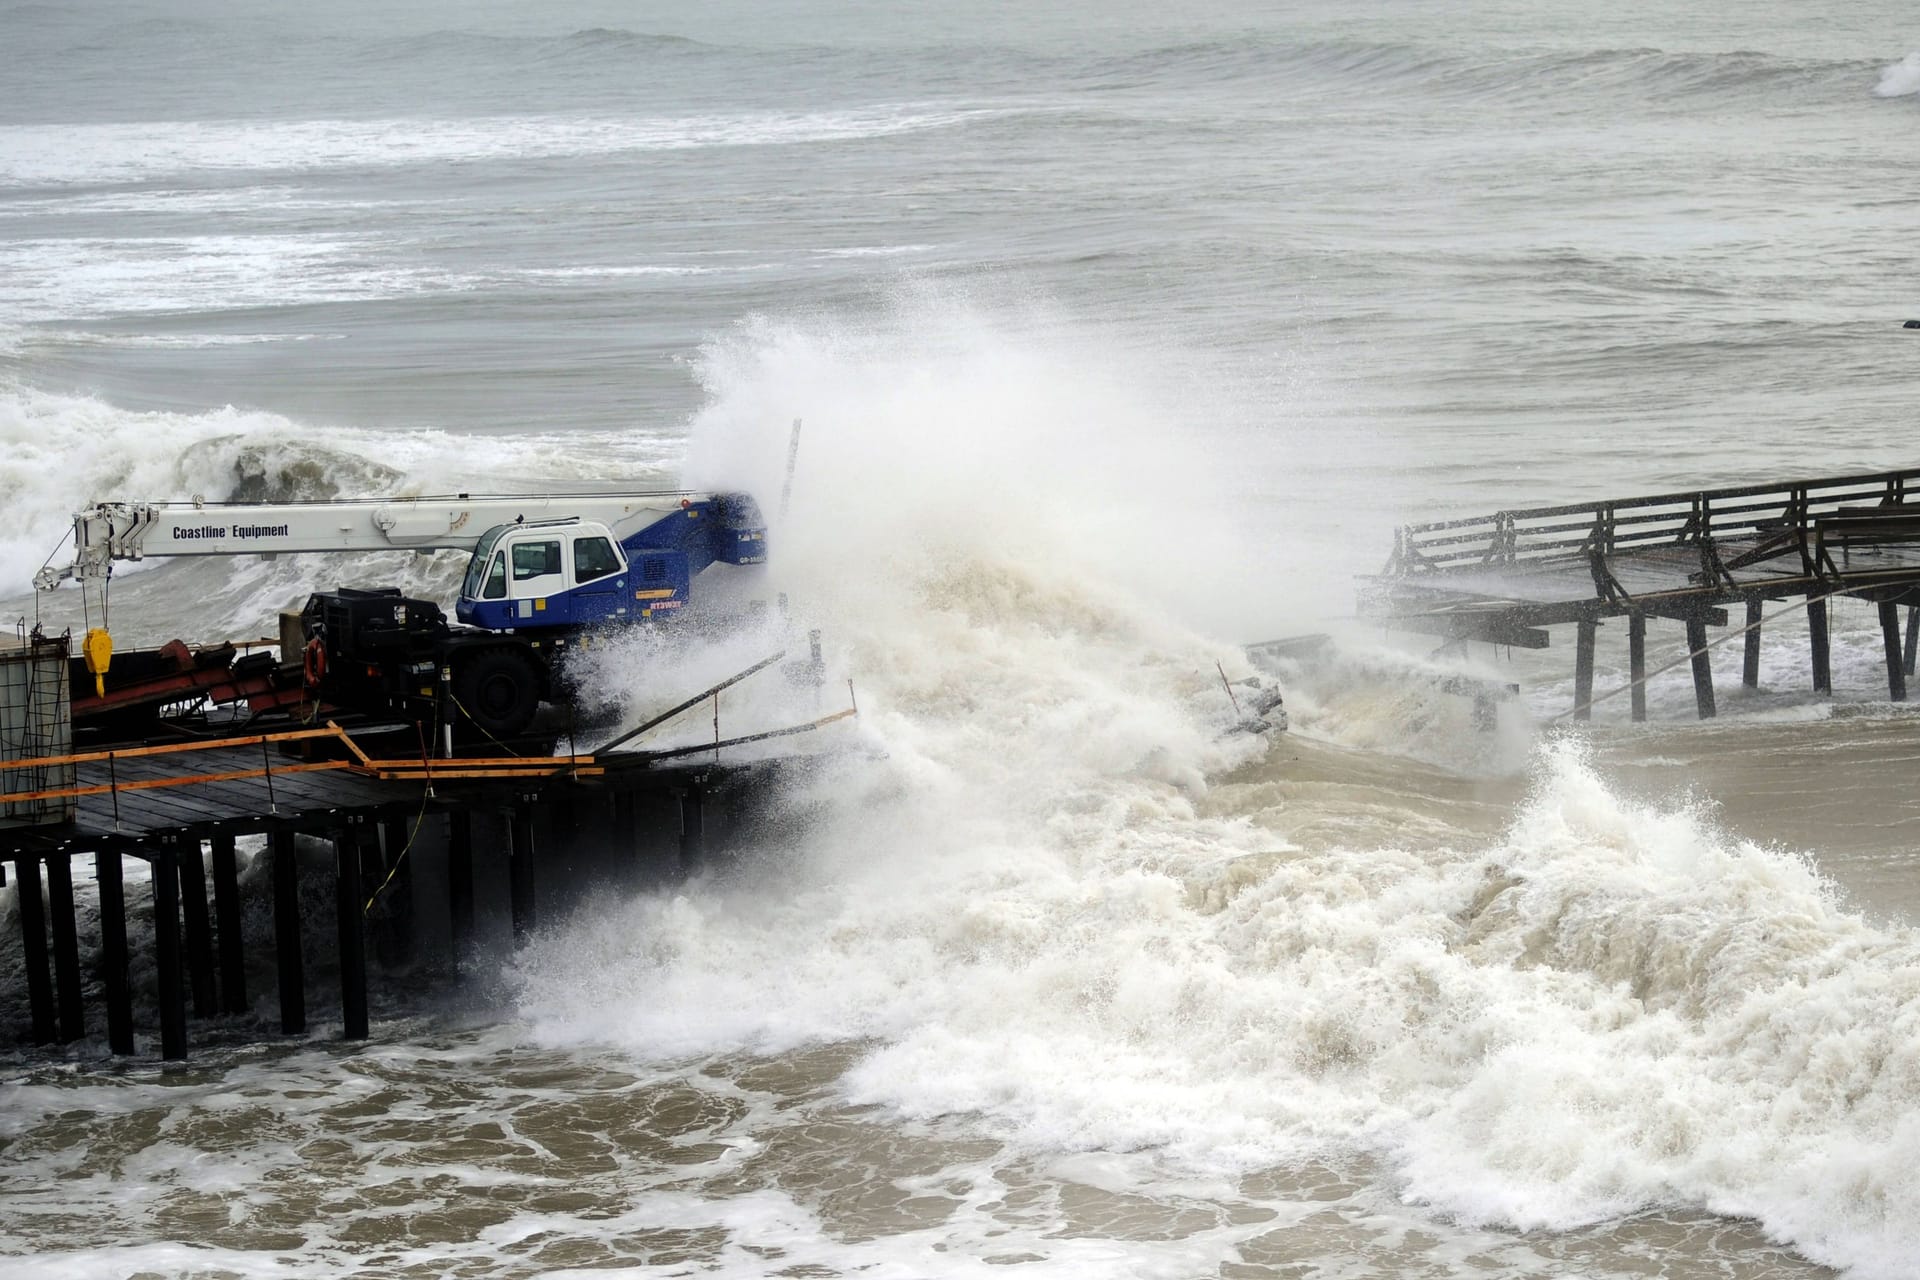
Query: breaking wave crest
xmin=1874 ymin=52 xmax=1920 ymax=97
xmin=0 ymin=107 xmax=1008 ymax=186
xmin=517 ymin=718 xmax=1920 ymax=1277
xmin=0 ymin=384 xmax=680 ymax=641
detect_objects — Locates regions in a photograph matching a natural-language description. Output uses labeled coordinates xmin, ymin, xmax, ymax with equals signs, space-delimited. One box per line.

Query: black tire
xmin=454 ymin=648 xmax=541 ymax=739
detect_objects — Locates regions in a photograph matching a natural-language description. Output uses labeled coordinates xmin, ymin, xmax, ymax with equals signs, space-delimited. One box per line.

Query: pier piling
xmin=678 ymin=786 xmax=705 ymax=867
xmin=180 ymin=839 xmax=216 ymax=1018
xmin=272 ymin=829 xmax=305 ymax=1035
xmin=210 ymin=834 xmax=247 ymax=1015
xmin=1686 ymin=618 xmax=1716 ymax=720
xmin=1743 ymin=599 xmax=1763 ymax=689
xmin=334 ymin=825 xmax=369 ymax=1041
xmin=1879 ymin=602 xmax=1907 ymax=702
xmin=96 ymin=850 xmax=132 ymax=1055
xmin=1573 ymin=620 xmax=1596 ymax=721
xmin=153 ymin=840 xmax=186 ymax=1061
xmin=509 ymin=806 xmax=537 ymax=944
xmin=1808 ymin=599 xmax=1832 ymax=695
xmin=46 ymin=854 xmax=82 ymax=1043
xmin=1628 ymin=613 xmax=1648 ymax=721
xmin=14 ymin=856 xmax=53 ymax=1044
xmin=405 ymin=815 xmax=453 ymax=976
xmin=447 ymin=810 xmax=475 ymax=968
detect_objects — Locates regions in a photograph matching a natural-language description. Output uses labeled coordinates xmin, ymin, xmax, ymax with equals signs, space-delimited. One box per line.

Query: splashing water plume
xmin=509 ymin=308 xmax=1920 ymax=1278
xmin=1873 ymin=52 xmax=1920 ymax=97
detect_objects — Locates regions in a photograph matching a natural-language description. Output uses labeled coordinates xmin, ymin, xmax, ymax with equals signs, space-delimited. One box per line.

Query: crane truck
xmin=36 ymin=489 xmax=769 ymax=740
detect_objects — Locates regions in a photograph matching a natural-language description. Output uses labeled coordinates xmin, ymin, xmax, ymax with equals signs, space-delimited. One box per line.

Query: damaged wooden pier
xmin=1364 ymin=467 xmax=1920 ymax=719
xmin=2 ymin=707 xmax=847 ymax=1061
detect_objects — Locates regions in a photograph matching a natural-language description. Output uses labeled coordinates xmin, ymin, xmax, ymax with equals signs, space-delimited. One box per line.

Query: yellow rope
xmin=363 ymin=788 xmax=431 ymax=917
xmin=363 ymin=694 xmax=442 ymax=916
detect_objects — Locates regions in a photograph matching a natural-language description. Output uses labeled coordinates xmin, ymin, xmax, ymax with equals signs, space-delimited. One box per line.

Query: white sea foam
xmin=27 ymin=329 xmax=339 ymax=349
xmin=517 ymin=722 xmax=1920 ymax=1276
xmin=508 ymin=301 xmax=1920 ymax=1277
xmin=0 ymin=186 xmax=400 ymax=218
xmin=0 ymin=234 xmax=470 ymax=325
xmin=815 ymin=244 xmax=938 ymax=258
xmin=0 ymin=107 xmax=1005 ymax=186
xmin=1873 ymin=52 xmax=1920 ymax=97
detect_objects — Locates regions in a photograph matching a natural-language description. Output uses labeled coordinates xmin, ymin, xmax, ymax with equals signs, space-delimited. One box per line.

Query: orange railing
xmin=0 ymin=722 xmax=601 ymax=808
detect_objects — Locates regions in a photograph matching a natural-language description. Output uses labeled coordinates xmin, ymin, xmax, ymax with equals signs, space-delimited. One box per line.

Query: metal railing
xmin=1383 ymin=467 xmax=1920 ymax=577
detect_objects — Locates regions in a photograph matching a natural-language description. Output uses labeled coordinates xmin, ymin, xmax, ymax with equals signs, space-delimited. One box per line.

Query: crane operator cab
xmin=454 ymin=494 xmax=766 ymax=632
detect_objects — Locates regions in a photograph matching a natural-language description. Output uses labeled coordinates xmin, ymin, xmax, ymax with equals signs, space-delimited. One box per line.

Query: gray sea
xmin=4 ymin=1 xmax=1920 ymax=1276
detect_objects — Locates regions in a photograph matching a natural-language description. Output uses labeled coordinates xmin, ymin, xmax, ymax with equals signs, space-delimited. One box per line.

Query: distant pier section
xmin=1362 ymin=467 xmax=1920 ymax=719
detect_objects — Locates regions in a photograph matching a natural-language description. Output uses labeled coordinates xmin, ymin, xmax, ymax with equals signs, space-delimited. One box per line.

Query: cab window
xmin=463 ymin=526 xmax=506 ymax=598
xmin=512 ymin=540 xmax=561 ymax=581
xmin=573 ymin=536 xmax=620 ymax=583
xmin=482 ymin=553 xmax=507 ymax=600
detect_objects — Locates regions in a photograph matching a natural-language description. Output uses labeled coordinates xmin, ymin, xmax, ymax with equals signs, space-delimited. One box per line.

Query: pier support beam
xmin=377 ymin=817 xmax=414 ymax=967
xmin=447 ymin=810 xmax=474 ymax=968
xmin=153 ymin=841 xmax=187 ymax=1061
xmin=510 ymin=807 xmax=537 ymax=945
xmin=1808 ymin=598 xmax=1832 ymax=695
xmin=272 ymin=829 xmax=305 ymax=1035
xmin=1906 ymin=605 xmax=1919 ymax=678
xmin=1880 ymin=602 xmax=1908 ymax=702
xmin=1686 ymin=618 xmax=1716 ymax=720
xmin=1471 ymin=693 xmax=1497 ymax=731
xmin=210 ymin=834 xmax=247 ymax=1015
xmin=13 ymin=856 xmax=54 ymax=1045
xmin=179 ymin=839 xmax=216 ymax=1019
xmin=97 ymin=849 xmax=133 ymax=1055
xmin=612 ymin=789 xmax=638 ymax=882
xmin=1628 ymin=613 xmax=1648 ymax=722
xmin=679 ymin=787 xmax=706 ymax=867
xmin=334 ymin=829 xmax=369 ymax=1042
xmin=46 ymin=855 xmax=83 ymax=1043
xmin=1572 ymin=619 xmax=1596 ymax=721
xmin=404 ymin=815 xmax=452 ymax=977
xmin=1743 ymin=599 xmax=1763 ymax=689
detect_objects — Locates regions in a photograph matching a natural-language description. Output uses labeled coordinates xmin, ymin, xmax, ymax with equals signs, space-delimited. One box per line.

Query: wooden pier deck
xmin=1 ymin=713 xmax=845 ymax=1061
xmin=1363 ymin=467 xmax=1920 ymax=719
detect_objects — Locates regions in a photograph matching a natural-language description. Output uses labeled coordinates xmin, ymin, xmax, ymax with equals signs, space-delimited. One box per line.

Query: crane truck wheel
xmin=454 ymin=648 xmax=540 ymax=740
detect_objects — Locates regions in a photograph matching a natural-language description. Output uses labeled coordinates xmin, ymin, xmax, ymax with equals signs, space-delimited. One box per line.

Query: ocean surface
xmin=4 ymin=1 xmax=1920 ymax=1276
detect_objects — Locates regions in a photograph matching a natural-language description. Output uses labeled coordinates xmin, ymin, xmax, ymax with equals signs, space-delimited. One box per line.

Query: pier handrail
xmin=0 ymin=723 xmax=604 ymax=807
xmin=1383 ymin=467 xmax=1920 ymax=575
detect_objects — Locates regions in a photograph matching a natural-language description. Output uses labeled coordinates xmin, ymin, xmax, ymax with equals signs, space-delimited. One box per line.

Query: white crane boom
xmin=36 ymin=491 xmax=707 ymax=589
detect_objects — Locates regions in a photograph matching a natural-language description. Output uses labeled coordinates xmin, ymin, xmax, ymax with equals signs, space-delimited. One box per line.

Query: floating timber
xmin=1363 ymin=467 xmax=1920 ymax=720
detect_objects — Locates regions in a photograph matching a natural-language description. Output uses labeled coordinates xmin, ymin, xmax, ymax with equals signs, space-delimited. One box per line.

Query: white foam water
xmin=1873 ymin=52 xmax=1920 ymax=97
xmin=502 ymin=307 xmax=1920 ymax=1276
xmin=0 ymin=234 xmax=460 ymax=325
xmin=0 ymin=107 xmax=1008 ymax=186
